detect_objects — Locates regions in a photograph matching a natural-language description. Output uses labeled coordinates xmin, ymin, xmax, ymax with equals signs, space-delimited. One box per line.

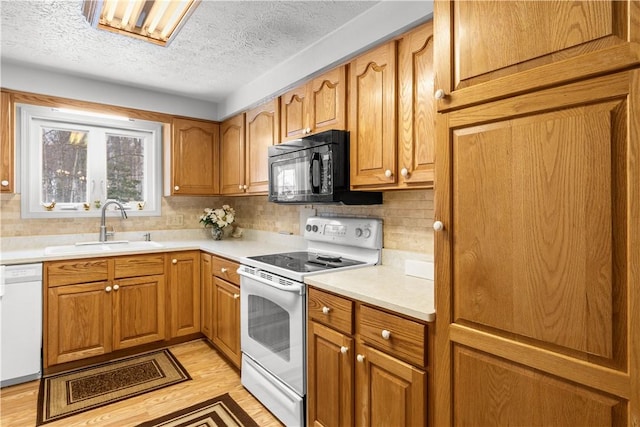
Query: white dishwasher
xmin=0 ymin=263 xmax=43 ymax=387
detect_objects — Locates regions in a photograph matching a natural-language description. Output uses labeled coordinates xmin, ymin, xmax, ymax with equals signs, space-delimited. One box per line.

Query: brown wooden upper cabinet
xmin=170 ymin=118 xmax=220 ymax=195
xmin=1 ymin=91 xmax=14 ymax=193
xmin=348 ymin=40 xmax=398 ymax=188
xmin=219 ymin=113 xmax=246 ymax=195
xmin=434 ymin=0 xmax=640 ymax=112
xmin=396 ymin=21 xmax=435 ymax=188
xmin=244 ymin=99 xmax=280 ymax=194
xmin=280 ymin=66 xmax=347 ymax=142
xmin=349 ymin=20 xmax=435 ymax=190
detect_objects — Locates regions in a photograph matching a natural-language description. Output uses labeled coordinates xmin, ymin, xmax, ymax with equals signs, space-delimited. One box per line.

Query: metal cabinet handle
xmin=381 ymin=329 xmax=391 ymax=340
xmin=340 ymin=346 xmax=348 ymax=354
xmin=113 ymin=284 xmax=120 ymax=291
xmin=172 ymin=259 xmax=178 ymax=264
xmin=174 ymin=185 xmax=180 ymax=191
xmin=221 ymin=267 xmax=228 ymax=273
xmin=356 ymin=354 xmax=365 ymax=363
xmin=322 ymin=306 xmax=331 ymax=314
xmin=233 ymin=293 xmax=240 ymax=299
xmin=105 ymin=286 xmax=112 ymax=293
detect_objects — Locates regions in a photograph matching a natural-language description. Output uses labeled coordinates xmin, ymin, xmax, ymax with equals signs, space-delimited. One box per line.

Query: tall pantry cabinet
xmin=433 ymin=1 xmax=640 ymax=426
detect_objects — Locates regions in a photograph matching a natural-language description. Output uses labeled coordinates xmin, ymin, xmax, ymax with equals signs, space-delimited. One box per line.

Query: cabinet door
xmin=349 ymin=41 xmax=397 ymax=187
xmin=309 ymin=66 xmax=347 ymax=135
xmin=220 ymin=113 xmax=246 ymax=195
xmin=307 ymin=321 xmax=354 ymax=427
xmin=46 ymin=282 xmax=112 ymax=367
xmin=168 ymin=251 xmax=201 ymax=338
xmin=397 ymin=21 xmax=435 ymax=187
xmin=245 ymin=99 xmax=279 ymax=194
xmin=280 ymin=84 xmax=309 ymax=142
xmin=212 ymin=277 xmax=241 ymax=367
xmin=171 ymin=118 xmax=219 ymax=195
xmin=355 ymin=343 xmax=426 ymax=427
xmin=1 ymin=91 xmax=14 ymax=193
xmin=434 ymin=71 xmax=640 ymax=426
xmin=200 ymin=252 xmax=213 ymax=341
xmin=453 ymin=346 xmax=623 ymax=426
xmin=113 ymin=275 xmax=165 ymax=349
xmin=434 ymin=0 xmax=640 ymax=112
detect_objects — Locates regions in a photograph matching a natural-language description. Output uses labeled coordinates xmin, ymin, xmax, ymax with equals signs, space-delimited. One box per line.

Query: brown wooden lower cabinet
xmin=46 ymin=281 xmax=112 ymax=366
xmin=307 ymin=286 xmax=429 ymax=427
xmin=355 ymin=342 xmax=426 ymax=427
xmin=200 ymin=253 xmax=214 ymax=340
xmin=45 ymin=251 xmax=205 ymax=369
xmin=45 ymin=254 xmax=167 ymax=368
xmin=168 ymin=250 xmax=200 ymax=338
xmin=113 ymin=274 xmax=165 ymax=349
xmin=201 ymin=254 xmax=242 ymax=368
xmin=212 ymin=276 xmax=241 ymax=367
xmin=308 ymin=321 xmax=354 ymax=427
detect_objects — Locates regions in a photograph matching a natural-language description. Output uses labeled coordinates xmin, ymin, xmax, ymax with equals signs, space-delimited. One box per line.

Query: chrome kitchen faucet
xmin=99 ymin=200 xmax=127 ymax=242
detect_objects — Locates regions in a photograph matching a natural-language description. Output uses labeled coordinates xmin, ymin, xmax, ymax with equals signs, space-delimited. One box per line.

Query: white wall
xmin=0 ymin=61 xmax=219 ymax=121
xmin=0 ymin=1 xmax=433 ymax=122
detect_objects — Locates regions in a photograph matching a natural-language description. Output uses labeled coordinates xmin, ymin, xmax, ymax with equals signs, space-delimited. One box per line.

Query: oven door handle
xmin=237 ymin=269 xmax=305 ymax=295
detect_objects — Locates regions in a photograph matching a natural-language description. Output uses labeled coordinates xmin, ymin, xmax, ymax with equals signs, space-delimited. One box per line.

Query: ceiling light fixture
xmin=82 ymin=0 xmax=200 ymax=47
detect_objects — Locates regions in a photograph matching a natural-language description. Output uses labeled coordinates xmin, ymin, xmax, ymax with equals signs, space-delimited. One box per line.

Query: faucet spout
xmin=99 ymin=200 xmax=128 ymax=242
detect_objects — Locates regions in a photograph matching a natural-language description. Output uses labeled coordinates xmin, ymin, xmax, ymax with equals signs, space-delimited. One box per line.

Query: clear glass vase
xmin=210 ymin=227 xmax=223 ymax=240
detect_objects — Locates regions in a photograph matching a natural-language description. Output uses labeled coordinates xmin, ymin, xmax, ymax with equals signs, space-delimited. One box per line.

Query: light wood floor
xmin=0 ymin=340 xmax=284 ymax=427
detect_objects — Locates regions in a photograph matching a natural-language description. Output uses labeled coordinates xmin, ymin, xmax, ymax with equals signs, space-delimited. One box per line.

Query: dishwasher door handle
xmin=0 ymin=266 xmax=4 ymax=298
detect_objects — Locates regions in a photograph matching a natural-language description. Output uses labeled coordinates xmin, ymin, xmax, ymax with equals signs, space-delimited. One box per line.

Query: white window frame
xmin=17 ymin=104 xmax=163 ymax=219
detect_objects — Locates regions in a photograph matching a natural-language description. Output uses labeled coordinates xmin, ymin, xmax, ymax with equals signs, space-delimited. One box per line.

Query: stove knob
xmin=306 ymin=224 xmax=312 ymax=232
xmin=363 ymin=228 xmax=371 ymax=238
xmin=355 ymin=228 xmax=363 ymax=237
xmin=312 ymin=225 xmax=318 ymax=232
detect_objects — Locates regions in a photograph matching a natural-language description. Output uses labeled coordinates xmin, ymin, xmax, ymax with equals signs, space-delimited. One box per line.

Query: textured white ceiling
xmin=0 ymin=0 xmax=378 ymax=103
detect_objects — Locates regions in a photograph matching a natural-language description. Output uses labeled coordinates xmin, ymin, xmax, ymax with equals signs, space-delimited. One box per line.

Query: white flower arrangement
xmin=199 ymin=205 xmax=236 ymax=230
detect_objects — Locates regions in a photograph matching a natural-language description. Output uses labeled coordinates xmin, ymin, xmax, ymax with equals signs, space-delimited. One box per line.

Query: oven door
xmin=238 ymin=268 xmax=306 ymax=396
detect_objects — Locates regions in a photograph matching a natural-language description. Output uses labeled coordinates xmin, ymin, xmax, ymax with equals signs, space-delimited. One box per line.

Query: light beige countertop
xmin=305 ymin=266 xmax=435 ymax=322
xmin=1 ymin=229 xmax=434 ymax=322
xmin=0 ymin=229 xmax=306 ymax=265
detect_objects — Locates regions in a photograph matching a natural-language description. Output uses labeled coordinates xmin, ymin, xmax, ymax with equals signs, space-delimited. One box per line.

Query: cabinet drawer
xmin=358 ymin=305 xmax=425 ymax=367
xmin=46 ymin=259 xmax=109 ymax=287
xmin=211 ymin=256 xmax=240 ymax=285
xmin=308 ymin=287 xmax=353 ymax=335
xmin=114 ymin=254 xmax=165 ymax=279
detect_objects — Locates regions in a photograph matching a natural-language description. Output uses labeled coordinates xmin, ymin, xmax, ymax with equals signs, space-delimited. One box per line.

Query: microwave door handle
xmin=310 ymin=152 xmax=321 ymax=194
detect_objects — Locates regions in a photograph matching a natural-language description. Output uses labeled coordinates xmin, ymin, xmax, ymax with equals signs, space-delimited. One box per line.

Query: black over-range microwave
xmin=268 ymin=130 xmax=382 ymax=205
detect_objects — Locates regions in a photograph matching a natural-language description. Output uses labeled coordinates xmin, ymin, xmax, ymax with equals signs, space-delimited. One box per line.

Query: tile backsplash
xmin=0 ymin=189 xmax=434 ymax=254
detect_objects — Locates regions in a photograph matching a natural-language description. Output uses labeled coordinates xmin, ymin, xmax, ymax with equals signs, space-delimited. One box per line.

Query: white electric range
xmin=237 ymin=216 xmax=383 ymax=426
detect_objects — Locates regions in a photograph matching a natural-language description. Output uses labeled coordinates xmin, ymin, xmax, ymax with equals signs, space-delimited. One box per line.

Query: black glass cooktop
xmin=248 ymin=251 xmax=365 ymax=273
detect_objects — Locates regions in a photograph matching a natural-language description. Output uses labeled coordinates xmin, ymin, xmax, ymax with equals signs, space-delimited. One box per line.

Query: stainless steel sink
xmin=44 ymin=240 xmax=164 ymax=255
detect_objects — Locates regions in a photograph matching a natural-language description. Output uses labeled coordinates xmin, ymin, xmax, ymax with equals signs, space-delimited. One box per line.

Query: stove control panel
xmin=304 ymin=216 xmax=383 ymax=249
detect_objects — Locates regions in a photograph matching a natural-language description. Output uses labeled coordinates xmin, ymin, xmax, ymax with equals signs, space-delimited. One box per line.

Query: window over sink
xmin=17 ymin=104 xmax=162 ymax=218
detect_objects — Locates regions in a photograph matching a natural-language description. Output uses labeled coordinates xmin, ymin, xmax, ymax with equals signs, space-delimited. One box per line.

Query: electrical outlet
xmin=166 ymin=214 xmax=184 ymax=226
